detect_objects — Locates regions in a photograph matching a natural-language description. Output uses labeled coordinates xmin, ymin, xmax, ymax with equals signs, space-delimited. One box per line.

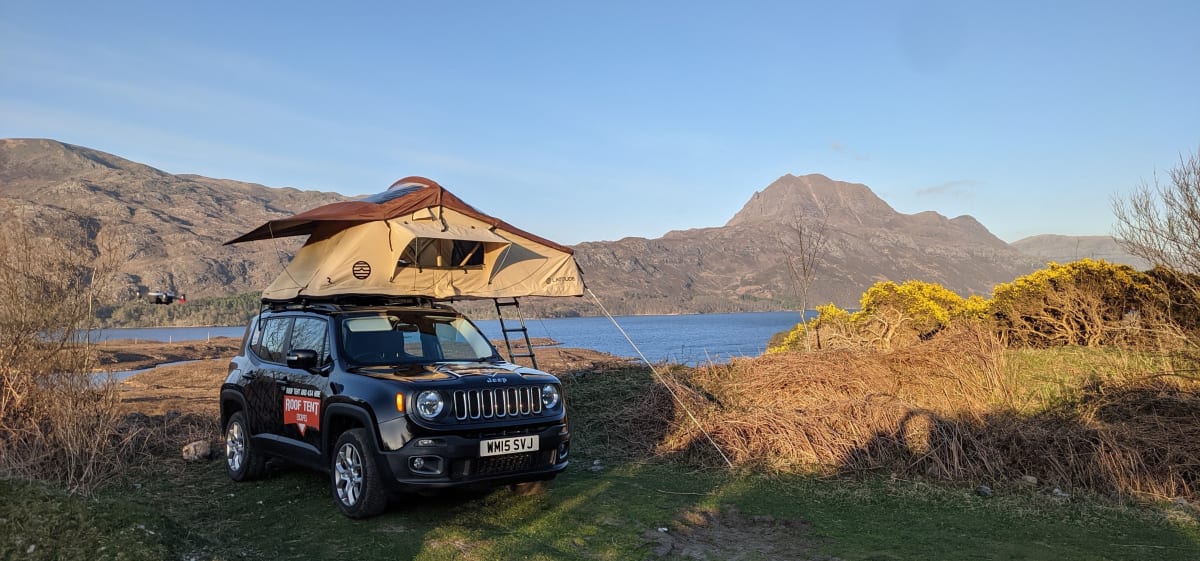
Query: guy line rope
xmin=586 ymin=288 xmax=735 ymax=469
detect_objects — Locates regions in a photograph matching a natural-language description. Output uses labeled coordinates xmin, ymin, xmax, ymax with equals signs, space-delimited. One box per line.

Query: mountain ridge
xmin=0 ymin=138 xmax=1132 ymax=314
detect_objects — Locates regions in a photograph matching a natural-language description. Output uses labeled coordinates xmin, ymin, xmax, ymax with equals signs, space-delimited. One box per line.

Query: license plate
xmin=479 ymin=436 xmax=539 ymax=457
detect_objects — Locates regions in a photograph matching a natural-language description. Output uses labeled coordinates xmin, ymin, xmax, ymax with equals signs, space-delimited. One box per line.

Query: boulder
xmin=182 ymin=440 xmax=212 ymax=461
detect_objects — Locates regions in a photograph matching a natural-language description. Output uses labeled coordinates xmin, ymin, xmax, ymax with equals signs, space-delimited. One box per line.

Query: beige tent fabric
xmin=230 ymin=177 xmax=585 ymax=301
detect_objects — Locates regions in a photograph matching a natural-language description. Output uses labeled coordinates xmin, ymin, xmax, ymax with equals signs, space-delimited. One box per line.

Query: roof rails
xmin=261 ymin=294 xmax=439 ymax=312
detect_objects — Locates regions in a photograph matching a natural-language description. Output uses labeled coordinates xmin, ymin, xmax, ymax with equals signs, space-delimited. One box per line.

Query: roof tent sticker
xmin=352 ymin=261 xmax=372 ymax=280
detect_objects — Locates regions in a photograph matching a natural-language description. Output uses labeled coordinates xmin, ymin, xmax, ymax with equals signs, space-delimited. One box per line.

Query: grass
xmin=1003 ymin=345 xmax=1184 ymax=412
xmin=2 ymin=455 xmax=1197 ymax=561
xmin=4 ymin=343 xmax=1200 ymax=560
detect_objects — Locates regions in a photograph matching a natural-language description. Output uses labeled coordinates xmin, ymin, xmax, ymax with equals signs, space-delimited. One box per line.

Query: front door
xmin=277 ymin=316 xmax=331 ymax=455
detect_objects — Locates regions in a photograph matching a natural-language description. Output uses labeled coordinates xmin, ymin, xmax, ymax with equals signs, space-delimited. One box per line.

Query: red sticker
xmin=283 ymin=395 xmax=321 ymax=435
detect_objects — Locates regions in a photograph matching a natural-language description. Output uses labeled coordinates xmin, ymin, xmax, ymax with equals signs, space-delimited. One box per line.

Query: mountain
xmin=1011 ymin=234 xmax=1150 ymax=270
xmin=574 ymin=174 xmax=1040 ymax=314
xmin=0 ymin=138 xmax=346 ymax=299
xmin=2 ymin=140 xmax=1048 ymax=314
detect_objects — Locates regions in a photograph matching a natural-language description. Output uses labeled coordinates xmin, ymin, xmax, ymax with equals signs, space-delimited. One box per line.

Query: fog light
xmin=409 ymin=455 xmax=444 ymax=475
xmin=558 ymin=441 xmax=569 ymax=460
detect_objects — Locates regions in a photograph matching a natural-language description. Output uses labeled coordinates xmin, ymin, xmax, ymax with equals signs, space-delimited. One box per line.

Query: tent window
xmin=397 ymin=239 xmax=485 ymax=271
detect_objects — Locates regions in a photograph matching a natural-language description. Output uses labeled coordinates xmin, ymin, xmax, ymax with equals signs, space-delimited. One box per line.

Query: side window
xmin=254 ymin=318 xmax=292 ymax=363
xmin=290 ymin=317 xmax=330 ymax=365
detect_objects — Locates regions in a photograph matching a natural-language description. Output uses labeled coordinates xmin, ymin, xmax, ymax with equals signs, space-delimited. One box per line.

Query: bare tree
xmin=1113 ymin=148 xmax=1200 ymax=303
xmin=779 ymin=205 xmax=830 ymax=349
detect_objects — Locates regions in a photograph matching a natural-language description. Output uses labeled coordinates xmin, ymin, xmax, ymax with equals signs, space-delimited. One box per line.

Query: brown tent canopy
xmin=227 ymin=177 xmax=585 ymax=301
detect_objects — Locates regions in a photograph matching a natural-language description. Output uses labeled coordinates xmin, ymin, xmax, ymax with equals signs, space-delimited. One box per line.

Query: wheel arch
xmin=220 ymin=388 xmax=249 ymax=429
xmin=323 ymin=403 xmax=379 ymax=460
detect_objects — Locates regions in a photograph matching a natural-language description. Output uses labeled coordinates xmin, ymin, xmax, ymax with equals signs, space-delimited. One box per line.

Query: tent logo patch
xmin=352 ymin=261 xmax=372 ymax=279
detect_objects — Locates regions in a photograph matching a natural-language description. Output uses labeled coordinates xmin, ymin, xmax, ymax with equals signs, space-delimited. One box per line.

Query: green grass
xmin=3 ymin=457 xmax=1197 ymax=561
xmin=1003 ymin=346 xmax=1183 ymax=411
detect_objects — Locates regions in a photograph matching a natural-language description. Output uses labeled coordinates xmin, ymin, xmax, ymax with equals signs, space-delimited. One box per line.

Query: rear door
xmin=243 ymin=316 xmax=291 ymax=438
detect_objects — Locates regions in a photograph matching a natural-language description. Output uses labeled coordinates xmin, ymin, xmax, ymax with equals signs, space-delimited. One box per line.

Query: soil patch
xmin=643 ymin=504 xmax=836 ymax=561
xmin=95 ymin=337 xmax=242 ymax=372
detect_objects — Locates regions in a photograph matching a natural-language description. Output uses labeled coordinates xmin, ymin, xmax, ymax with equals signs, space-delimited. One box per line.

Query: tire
xmin=330 ymin=429 xmax=388 ymax=518
xmin=224 ymin=411 xmax=266 ymax=481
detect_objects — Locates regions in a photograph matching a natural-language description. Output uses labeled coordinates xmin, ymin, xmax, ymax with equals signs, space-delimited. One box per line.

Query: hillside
xmin=0 ymin=138 xmax=346 ymax=299
xmin=1011 ymin=234 xmax=1150 ymax=270
xmin=3 ymin=140 xmax=1048 ymax=314
xmin=575 ymin=174 xmax=1040 ymax=313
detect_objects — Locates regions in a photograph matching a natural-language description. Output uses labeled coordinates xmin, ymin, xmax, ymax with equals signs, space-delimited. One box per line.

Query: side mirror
xmin=286 ymin=349 xmax=319 ymax=371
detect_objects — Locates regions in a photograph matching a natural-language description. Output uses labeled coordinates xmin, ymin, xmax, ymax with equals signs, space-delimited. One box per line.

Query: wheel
xmin=331 ymin=429 xmax=388 ymax=518
xmin=224 ymin=411 xmax=265 ymax=481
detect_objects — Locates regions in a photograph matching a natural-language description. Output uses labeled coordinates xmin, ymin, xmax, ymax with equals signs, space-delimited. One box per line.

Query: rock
xmin=975 ymin=485 xmax=994 ymax=497
xmin=1173 ymin=497 xmax=1192 ymax=509
xmin=1052 ymin=488 xmax=1070 ymax=499
xmin=1020 ymin=475 xmax=1038 ymax=486
xmin=182 ymin=440 xmax=212 ymax=461
xmin=657 ymin=527 xmax=669 ymax=533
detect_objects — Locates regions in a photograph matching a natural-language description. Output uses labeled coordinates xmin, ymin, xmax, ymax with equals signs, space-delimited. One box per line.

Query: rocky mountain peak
xmin=725 ymin=173 xmax=898 ymax=229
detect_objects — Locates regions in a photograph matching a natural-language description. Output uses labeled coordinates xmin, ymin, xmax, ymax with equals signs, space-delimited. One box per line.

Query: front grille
xmin=452 ymin=386 xmax=543 ymax=421
xmin=475 ymin=452 xmax=534 ymax=475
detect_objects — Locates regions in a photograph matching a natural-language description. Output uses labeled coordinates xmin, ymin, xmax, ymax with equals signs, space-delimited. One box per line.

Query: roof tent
xmin=227 ymin=177 xmax=584 ymax=301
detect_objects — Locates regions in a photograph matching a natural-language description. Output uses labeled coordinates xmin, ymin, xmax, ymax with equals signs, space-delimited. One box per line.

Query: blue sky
xmin=2 ymin=1 xmax=1197 ymax=245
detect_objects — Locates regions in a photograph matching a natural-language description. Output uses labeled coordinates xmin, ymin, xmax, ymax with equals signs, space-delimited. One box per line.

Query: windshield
xmin=338 ymin=311 xmax=496 ymax=366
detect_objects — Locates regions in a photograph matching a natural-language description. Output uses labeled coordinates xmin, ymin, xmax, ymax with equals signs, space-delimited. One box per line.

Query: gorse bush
xmin=772 ymin=279 xmax=988 ymax=352
xmin=990 ymin=259 xmax=1183 ymax=348
xmin=770 ymin=259 xmax=1189 ymax=353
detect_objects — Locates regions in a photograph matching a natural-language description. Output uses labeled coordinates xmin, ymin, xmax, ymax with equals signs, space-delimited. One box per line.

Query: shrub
xmin=989 ymin=259 xmax=1180 ymax=348
xmin=770 ymin=280 xmax=986 ymax=352
xmin=0 ymin=218 xmax=138 ymax=494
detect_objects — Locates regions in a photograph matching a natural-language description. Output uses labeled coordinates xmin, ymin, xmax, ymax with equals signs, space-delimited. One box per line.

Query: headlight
xmin=541 ymin=384 xmax=561 ymax=409
xmin=415 ymin=390 xmax=444 ymax=419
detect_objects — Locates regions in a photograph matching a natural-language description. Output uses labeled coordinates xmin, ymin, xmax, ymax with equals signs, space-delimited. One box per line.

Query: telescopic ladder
xmin=493 ymin=298 xmax=538 ymax=369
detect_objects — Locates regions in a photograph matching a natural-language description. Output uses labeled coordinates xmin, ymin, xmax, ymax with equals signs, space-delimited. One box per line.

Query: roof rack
xmin=261 ymin=294 xmax=439 ymax=312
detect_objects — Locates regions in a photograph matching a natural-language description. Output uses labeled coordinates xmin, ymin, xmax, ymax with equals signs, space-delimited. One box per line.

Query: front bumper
xmin=374 ymin=422 xmax=569 ymax=491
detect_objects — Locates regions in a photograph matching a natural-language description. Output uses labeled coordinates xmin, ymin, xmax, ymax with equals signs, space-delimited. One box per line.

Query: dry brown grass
xmin=655 ymin=321 xmax=1200 ymax=500
xmin=0 ymin=218 xmax=146 ymax=494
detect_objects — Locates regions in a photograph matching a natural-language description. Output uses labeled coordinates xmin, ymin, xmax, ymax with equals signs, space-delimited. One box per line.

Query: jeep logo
xmin=485 ymin=375 xmax=507 ymax=384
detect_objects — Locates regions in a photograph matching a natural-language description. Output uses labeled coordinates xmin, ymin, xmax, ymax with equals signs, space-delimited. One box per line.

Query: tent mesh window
xmin=398 ymin=239 xmax=485 ymax=271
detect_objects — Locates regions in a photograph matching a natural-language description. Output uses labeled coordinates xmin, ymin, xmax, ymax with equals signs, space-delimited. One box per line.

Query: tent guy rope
xmin=586 ymin=288 xmax=735 ymax=470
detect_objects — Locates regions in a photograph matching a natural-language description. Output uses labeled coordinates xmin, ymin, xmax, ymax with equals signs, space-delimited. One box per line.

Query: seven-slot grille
xmin=453 ymin=386 xmax=543 ymax=421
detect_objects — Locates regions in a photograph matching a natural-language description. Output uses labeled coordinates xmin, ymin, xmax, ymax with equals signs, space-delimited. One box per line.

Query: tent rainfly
xmin=226 ymin=177 xmax=585 ymax=302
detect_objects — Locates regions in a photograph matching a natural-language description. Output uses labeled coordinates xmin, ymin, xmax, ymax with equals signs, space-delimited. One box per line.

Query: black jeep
xmin=219 ymin=297 xmax=569 ymax=518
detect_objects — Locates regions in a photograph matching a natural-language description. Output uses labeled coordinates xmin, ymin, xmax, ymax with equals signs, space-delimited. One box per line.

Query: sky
xmin=1 ymin=1 xmax=1198 ymax=245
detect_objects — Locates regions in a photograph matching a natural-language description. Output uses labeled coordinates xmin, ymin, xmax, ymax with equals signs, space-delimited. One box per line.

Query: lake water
xmin=91 ymin=311 xmax=809 ymax=366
